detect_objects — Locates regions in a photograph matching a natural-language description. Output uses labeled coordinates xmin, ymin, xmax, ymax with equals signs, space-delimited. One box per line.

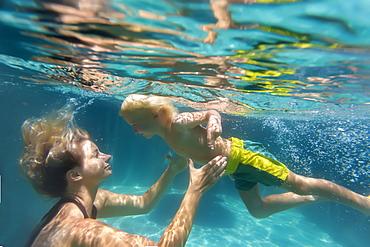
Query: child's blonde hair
xmin=120 ymin=94 xmax=178 ymax=118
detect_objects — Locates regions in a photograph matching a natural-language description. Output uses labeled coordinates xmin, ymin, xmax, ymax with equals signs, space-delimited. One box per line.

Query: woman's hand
xmin=165 ymin=155 xmax=189 ymax=175
xmin=188 ymin=155 xmax=227 ymax=194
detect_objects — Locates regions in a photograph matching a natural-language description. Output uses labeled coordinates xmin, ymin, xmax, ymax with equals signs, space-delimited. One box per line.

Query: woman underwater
xmin=20 ymin=105 xmax=227 ymax=247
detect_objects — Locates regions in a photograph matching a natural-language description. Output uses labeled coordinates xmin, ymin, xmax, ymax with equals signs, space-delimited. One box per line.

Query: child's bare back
xmin=165 ymin=117 xmax=232 ymax=165
xmin=120 ymin=94 xmax=231 ymax=165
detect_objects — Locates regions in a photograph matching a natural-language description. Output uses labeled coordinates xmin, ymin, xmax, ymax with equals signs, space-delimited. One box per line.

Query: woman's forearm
xmin=96 ymin=162 xmax=182 ymax=218
xmin=157 ymin=156 xmax=226 ymax=247
xmin=140 ymin=166 xmax=177 ymax=213
xmin=157 ymin=188 xmax=202 ymax=247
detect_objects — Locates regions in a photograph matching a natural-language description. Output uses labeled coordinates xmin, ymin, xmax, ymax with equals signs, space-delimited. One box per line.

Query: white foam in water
xmin=261 ymin=116 xmax=369 ymax=188
xmin=101 ymin=186 xmax=341 ymax=247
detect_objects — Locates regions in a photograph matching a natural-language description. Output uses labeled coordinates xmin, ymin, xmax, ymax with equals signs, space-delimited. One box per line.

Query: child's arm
xmin=173 ymin=110 xmax=222 ymax=149
xmin=95 ymin=155 xmax=188 ymax=218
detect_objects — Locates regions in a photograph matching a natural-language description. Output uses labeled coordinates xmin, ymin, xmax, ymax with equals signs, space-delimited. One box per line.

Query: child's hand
xmin=165 ymin=155 xmax=189 ymax=174
xmin=206 ymin=112 xmax=222 ymax=150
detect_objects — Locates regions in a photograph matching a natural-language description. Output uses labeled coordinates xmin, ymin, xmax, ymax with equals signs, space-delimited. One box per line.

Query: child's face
xmin=122 ymin=109 xmax=158 ymax=139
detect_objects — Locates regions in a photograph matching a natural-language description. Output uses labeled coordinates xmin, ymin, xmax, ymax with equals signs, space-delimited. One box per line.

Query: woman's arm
xmin=173 ymin=110 xmax=222 ymax=149
xmin=69 ymin=219 xmax=158 ymax=247
xmin=158 ymin=155 xmax=227 ymax=247
xmin=96 ymin=155 xmax=188 ymax=218
xmin=71 ymin=156 xmax=226 ymax=247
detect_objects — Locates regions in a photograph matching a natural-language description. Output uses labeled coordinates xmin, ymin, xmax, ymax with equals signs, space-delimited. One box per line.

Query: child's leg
xmin=238 ymin=184 xmax=320 ymax=218
xmin=280 ymin=171 xmax=370 ymax=215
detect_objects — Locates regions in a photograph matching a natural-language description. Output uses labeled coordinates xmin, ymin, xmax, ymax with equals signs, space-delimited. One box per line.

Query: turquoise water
xmin=102 ymin=186 xmax=342 ymax=247
xmin=0 ymin=0 xmax=369 ymax=246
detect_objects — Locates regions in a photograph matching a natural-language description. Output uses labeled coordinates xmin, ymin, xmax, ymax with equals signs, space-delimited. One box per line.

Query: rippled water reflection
xmin=0 ymin=0 xmax=370 ymax=113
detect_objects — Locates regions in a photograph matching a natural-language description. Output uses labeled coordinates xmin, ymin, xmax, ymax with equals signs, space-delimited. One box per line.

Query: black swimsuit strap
xmin=91 ymin=203 xmax=98 ymax=219
xmin=24 ymin=197 xmax=97 ymax=247
xmin=61 ymin=197 xmax=90 ymax=218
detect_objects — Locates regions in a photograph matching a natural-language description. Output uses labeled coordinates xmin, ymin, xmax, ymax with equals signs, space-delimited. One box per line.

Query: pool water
xmin=102 ymin=186 xmax=342 ymax=247
xmin=0 ymin=0 xmax=369 ymax=246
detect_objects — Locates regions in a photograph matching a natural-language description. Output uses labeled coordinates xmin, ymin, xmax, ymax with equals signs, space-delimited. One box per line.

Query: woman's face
xmin=74 ymin=140 xmax=112 ymax=183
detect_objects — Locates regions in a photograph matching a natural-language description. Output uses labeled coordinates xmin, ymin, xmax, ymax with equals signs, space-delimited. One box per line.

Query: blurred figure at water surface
xmin=120 ymin=94 xmax=370 ymax=218
xmin=203 ymin=0 xmax=258 ymax=43
xmin=20 ymin=105 xmax=226 ymax=246
xmin=12 ymin=0 xmax=257 ymax=93
xmin=19 ymin=0 xmax=201 ymax=63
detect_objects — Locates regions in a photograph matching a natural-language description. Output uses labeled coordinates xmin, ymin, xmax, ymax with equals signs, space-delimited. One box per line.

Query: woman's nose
xmin=104 ymin=154 xmax=112 ymax=162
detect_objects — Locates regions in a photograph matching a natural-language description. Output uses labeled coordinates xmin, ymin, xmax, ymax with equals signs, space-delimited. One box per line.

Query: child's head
xmin=120 ymin=94 xmax=178 ymax=119
xmin=120 ymin=94 xmax=178 ymax=138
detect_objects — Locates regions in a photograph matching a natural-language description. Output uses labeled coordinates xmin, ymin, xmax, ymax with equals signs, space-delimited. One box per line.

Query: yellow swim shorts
xmin=226 ymin=137 xmax=289 ymax=191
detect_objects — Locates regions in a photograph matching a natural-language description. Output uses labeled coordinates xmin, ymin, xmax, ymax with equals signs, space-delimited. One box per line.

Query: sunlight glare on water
xmin=0 ymin=0 xmax=369 ymax=114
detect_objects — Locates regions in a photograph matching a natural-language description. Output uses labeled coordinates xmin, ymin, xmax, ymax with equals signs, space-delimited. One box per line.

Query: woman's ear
xmin=66 ymin=169 xmax=82 ymax=182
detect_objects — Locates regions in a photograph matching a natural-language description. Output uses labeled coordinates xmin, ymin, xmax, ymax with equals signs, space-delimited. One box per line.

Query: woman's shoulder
xmin=70 ymin=219 xmax=155 ymax=246
xmin=94 ymin=188 xmax=115 ymax=208
xmin=35 ymin=217 xmax=127 ymax=246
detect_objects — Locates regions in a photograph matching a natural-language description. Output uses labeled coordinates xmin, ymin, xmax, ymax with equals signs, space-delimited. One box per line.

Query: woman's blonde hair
xmin=120 ymin=94 xmax=178 ymax=118
xmin=19 ymin=105 xmax=90 ymax=198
